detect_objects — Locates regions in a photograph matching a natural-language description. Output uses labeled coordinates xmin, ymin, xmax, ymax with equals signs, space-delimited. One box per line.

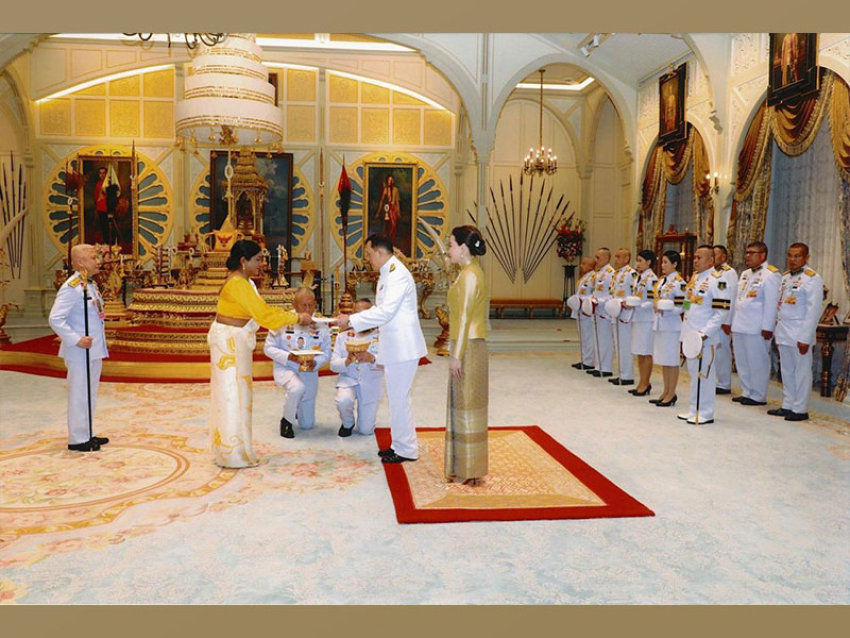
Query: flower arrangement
xmin=555 ymin=218 xmax=586 ymax=263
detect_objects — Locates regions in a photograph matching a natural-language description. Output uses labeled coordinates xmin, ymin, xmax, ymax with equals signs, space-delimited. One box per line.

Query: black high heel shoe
xmin=649 ymin=396 xmax=663 ymax=404
xmin=630 ymin=385 xmax=651 ymax=396
xmin=655 ymin=395 xmax=678 ymax=407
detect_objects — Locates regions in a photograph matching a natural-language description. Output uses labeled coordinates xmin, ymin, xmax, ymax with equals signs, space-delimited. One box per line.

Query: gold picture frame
xmin=78 ymin=154 xmax=139 ymax=259
xmin=363 ymin=162 xmax=418 ymax=258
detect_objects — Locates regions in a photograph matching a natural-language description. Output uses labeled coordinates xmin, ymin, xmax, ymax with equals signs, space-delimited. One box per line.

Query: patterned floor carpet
xmin=1 ymin=348 xmax=848 ymax=604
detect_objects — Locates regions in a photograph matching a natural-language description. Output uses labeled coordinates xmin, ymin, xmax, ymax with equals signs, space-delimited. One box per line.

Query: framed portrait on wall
xmin=79 ymin=155 xmax=136 ymax=257
xmin=658 ymin=64 xmax=687 ymax=147
xmin=768 ymin=33 xmax=819 ymax=106
xmin=364 ymin=162 xmax=417 ymax=258
xmin=654 ymin=227 xmax=696 ymax=280
xmin=209 ymin=150 xmax=294 ymax=260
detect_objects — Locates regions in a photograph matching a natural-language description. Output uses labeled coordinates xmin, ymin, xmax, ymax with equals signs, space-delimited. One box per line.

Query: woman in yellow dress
xmin=208 ymin=240 xmax=310 ymax=468
xmin=444 ymin=225 xmax=490 ymax=485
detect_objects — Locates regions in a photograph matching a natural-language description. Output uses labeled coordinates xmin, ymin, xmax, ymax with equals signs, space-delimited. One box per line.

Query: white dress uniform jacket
xmin=680 ymin=269 xmax=732 ymax=422
xmin=652 ymin=272 xmax=685 ymax=367
xmin=730 ymin=263 xmax=781 ymax=403
xmin=349 ymin=255 xmax=427 ymax=364
xmin=714 ymin=264 xmax=738 ymax=391
xmin=630 ymin=269 xmax=658 ymax=356
xmin=349 ymin=255 xmax=426 ymax=459
xmin=330 ymin=328 xmax=385 ymax=434
xmin=610 ymin=265 xmax=638 ymax=380
xmin=264 ymin=323 xmax=331 ymax=430
xmin=575 ymin=269 xmax=597 ymax=367
xmin=48 ymin=271 xmax=109 ymax=444
xmin=592 ymin=263 xmax=616 ymax=373
xmin=775 ymin=267 xmax=823 ymax=415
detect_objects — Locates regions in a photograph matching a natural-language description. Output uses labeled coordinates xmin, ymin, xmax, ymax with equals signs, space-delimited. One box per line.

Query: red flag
xmin=337 ymin=164 xmax=351 ymax=227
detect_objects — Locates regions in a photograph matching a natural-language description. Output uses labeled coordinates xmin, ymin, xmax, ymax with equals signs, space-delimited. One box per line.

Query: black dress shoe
xmin=656 ymin=395 xmax=678 ymax=407
xmin=613 ymin=379 xmax=634 ymax=386
xmin=629 ymin=385 xmax=652 ymax=396
xmin=607 ymin=377 xmax=620 ymax=384
xmin=381 ymin=452 xmax=416 ymax=464
xmin=68 ymin=439 xmax=100 ymax=452
xmin=92 ymin=436 xmax=110 ymax=445
xmin=784 ymin=412 xmax=809 ymax=422
xmin=338 ymin=424 xmax=355 ymax=438
xmin=716 ymin=388 xmax=732 ymax=395
xmin=732 ymin=396 xmax=745 ymax=403
xmin=377 ymin=448 xmax=395 ymax=458
xmin=601 ymin=372 xmax=613 ymax=378
xmin=585 ymin=369 xmax=597 ymax=375
xmin=767 ymin=408 xmax=791 ymax=417
xmin=280 ymin=417 xmax=294 ymax=439
xmin=740 ymin=397 xmax=767 ymax=406
xmin=591 ymin=370 xmax=602 ymax=377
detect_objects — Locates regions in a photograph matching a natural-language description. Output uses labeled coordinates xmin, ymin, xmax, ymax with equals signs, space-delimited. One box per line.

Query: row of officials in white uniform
xmin=568 ymin=242 xmax=823 ymax=424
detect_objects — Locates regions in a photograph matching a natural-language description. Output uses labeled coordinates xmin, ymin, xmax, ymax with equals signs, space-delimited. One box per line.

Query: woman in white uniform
xmin=650 ymin=250 xmax=685 ymax=408
xmin=628 ymin=249 xmax=658 ymax=397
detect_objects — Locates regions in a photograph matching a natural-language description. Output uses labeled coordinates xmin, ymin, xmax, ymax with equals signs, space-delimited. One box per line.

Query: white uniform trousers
xmin=281 ymin=372 xmax=319 ymax=430
xmin=685 ymin=344 xmax=717 ymax=422
xmin=778 ymin=344 xmax=813 ymax=414
xmin=383 ymin=359 xmax=419 ymax=459
xmin=335 ymin=386 xmax=380 ymax=435
xmin=732 ymin=332 xmax=772 ymax=403
xmin=578 ymin=314 xmax=596 ymax=367
xmin=715 ymin=330 xmax=733 ymax=391
xmin=595 ymin=316 xmax=614 ymax=373
xmin=613 ymin=320 xmax=633 ymax=380
xmin=66 ymin=357 xmax=103 ymax=444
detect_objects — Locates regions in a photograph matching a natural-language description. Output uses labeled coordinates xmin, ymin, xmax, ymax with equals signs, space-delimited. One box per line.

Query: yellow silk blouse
xmin=448 ymin=260 xmax=489 ymax=360
xmin=216 ymin=276 xmax=297 ymax=331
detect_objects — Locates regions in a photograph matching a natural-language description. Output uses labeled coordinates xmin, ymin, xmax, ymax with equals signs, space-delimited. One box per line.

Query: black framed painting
xmin=658 ymin=64 xmax=687 ymax=147
xmin=363 ymin=162 xmax=417 ymax=258
xmin=79 ymin=154 xmax=136 ymax=257
xmin=768 ymin=33 xmax=819 ymax=106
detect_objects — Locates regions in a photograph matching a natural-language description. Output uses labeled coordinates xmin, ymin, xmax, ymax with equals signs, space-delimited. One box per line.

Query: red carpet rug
xmin=377 ymin=426 xmax=654 ymax=524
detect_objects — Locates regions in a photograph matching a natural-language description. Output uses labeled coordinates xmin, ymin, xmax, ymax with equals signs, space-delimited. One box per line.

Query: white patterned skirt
xmin=630 ymin=321 xmax=654 ymax=356
xmin=208 ymin=320 xmax=259 ymax=468
xmin=653 ymin=330 xmax=681 ymax=367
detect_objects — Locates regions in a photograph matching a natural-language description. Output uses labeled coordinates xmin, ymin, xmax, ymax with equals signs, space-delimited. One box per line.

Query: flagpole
xmin=319 ymin=149 xmax=325 ymax=309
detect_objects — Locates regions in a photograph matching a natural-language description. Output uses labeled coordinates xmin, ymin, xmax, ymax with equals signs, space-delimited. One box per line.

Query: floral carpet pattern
xmin=0 ymin=346 xmax=848 ymax=604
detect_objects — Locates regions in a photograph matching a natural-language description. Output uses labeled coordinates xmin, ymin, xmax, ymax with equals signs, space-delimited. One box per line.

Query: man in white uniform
xmin=608 ymin=248 xmax=637 ymax=386
xmin=588 ymin=247 xmax=615 ymax=378
xmin=330 ymin=298 xmax=384 ymax=437
xmin=333 ymin=234 xmax=427 ymax=463
xmin=712 ymin=245 xmax=738 ymax=395
xmin=769 ymin=243 xmax=823 ymax=422
xmin=264 ymin=287 xmax=332 ymax=438
xmin=48 ymin=244 xmax=110 ymax=452
xmin=571 ymin=256 xmax=597 ymax=371
xmin=730 ymin=241 xmax=781 ymax=407
xmin=678 ymin=245 xmax=731 ymax=425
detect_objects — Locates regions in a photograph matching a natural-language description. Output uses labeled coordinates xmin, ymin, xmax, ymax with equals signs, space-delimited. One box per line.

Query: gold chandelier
xmin=523 ymin=69 xmax=557 ymax=176
xmin=123 ymin=33 xmax=227 ymax=50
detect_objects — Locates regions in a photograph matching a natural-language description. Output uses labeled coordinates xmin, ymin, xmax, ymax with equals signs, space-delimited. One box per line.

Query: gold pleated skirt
xmin=445 ymin=338 xmax=489 ymax=481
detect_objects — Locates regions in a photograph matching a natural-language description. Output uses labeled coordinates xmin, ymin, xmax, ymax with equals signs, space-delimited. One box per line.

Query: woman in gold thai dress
xmin=445 ymin=225 xmax=490 ymax=485
xmin=208 ymin=240 xmax=310 ymax=468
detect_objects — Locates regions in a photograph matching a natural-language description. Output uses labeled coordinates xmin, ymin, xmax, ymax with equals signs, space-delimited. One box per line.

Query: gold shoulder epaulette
xmin=675 ymin=273 xmax=684 ymax=281
xmin=67 ymin=275 xmax=81 ymax=287
xmin=767 ymin=265 xmax=779 ymax=273
xmin=711 ymin=270 xmax=721 ymax=278
xmin=389 ymin=263 xmax=396 ymax=273
xmin=722 ymin=264 xmax=731 ymax=271
xmin=804 ymin=268 xmax=816 ymax=277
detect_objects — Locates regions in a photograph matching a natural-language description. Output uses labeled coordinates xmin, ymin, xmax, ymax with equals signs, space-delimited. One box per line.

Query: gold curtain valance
xmin=662 ymin=126 xmax=695 ymax=185
xmin=829 ymin=74 xmax=850 ymax=179
xmin=770 ymin=71 xmax=833 ymax=158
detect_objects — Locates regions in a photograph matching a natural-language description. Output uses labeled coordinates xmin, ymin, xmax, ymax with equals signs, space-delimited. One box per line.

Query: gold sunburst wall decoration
xmin=44 ymin=145 xmax=173 ymax=263
xmin=330 ymin=151 xmax=449 ymax=260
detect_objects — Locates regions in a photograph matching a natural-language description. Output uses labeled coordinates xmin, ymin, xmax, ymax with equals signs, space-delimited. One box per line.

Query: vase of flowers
xmin=555 ymin=218 xmax=586 ymax=265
